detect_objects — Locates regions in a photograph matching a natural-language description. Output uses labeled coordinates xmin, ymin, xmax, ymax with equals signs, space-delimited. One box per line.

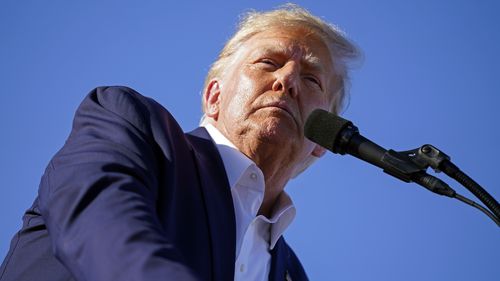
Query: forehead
xmin=238 ymin=27 xmax=333 ymax=71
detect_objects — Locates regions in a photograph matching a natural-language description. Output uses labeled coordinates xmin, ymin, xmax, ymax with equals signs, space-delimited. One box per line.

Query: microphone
xmin=304 ymin=109 xmax=455 ymax=197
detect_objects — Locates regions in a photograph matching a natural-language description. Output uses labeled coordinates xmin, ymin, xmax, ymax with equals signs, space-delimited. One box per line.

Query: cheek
xmin=226 ymin=73 xmax=265 ymax=114
xmin=223 ymin=73 xmax=259 ymax=119
xmin=303 ymin=94 xmax=330 ymax=115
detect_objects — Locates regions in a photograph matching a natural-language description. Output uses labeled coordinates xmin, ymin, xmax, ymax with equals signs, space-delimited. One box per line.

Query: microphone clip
xmin=380 ymin=145 xmax=455 ymax=197
xmin=398 ymin=144 xmax=451 ymax=173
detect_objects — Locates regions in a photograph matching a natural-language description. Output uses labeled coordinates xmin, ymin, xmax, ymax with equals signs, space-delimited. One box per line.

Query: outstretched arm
xmin=38 ymin=86 xmax=200 ymax=281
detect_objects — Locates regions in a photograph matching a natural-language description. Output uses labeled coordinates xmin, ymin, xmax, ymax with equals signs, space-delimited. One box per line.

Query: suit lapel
xmin=186 ymin=127 xmax=236 ymax=281
xmin=269 ymin=237 xmax=288 ymax=281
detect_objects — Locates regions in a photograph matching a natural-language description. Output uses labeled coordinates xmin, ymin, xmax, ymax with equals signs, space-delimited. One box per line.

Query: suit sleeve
xmin=38 ymin=86 xmax=200 ymax=281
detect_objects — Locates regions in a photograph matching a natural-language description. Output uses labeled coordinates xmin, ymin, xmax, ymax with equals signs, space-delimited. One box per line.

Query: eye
xmin=257 ymin=58 xmax=279 ymax=68
xmin=303 ymin=75 xmax=323 ymax=90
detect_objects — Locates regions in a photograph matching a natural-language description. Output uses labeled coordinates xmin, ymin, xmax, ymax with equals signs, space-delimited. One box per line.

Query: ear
xmin=311 ymin=144 xmax=327 ymax=158
xmin=203 ymin=79 xmax=221 ymax=121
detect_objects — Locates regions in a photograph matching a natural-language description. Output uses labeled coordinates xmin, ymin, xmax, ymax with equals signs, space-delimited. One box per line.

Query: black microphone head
xmin=304 ymin=109 xmax=353 ymax=153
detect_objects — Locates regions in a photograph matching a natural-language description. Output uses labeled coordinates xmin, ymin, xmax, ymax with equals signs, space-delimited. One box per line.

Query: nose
xmin=271 ymin=61 xmax=299 ymax=98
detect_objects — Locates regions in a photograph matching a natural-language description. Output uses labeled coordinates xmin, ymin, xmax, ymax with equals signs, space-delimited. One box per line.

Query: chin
xmin=254 ymin=118 xmax=298 ymax=143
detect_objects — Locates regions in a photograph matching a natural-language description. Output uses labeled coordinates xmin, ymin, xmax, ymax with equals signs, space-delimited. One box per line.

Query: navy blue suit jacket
xmin=0 ymin=86 xmax=308 ymax=281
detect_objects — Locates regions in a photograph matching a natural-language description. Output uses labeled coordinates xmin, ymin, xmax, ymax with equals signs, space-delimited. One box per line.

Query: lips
xmin=259 ymin=101 xmax=299 ymax=127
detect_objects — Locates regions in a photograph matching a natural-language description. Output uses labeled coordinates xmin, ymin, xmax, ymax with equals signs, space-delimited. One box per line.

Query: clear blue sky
xmin=1 ymin=1 xmax=499 ymax=280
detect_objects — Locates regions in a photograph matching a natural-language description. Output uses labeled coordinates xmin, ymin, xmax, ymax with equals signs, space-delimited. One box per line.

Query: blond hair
xmin=201 ymin=3 xmax=359 ymax=120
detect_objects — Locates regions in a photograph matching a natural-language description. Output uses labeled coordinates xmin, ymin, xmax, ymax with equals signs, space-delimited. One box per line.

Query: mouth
xmin=259 ymin=102 xmax=300 ymax=128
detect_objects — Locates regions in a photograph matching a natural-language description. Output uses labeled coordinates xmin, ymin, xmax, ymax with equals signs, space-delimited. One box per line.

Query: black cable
xmin=410 ymin=171 xmax=456 ymax=197
xmin=453 ymin=193 xmax=500 ymax=227
xmin=409 ymin=170 xmax=499 ymax=227
xmin=440 ymin=160 xmax=500 ymax=220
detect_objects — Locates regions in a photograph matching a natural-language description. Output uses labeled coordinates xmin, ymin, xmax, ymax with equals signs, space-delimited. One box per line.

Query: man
xmin=0 ymin=4 xmax=357 ymax=281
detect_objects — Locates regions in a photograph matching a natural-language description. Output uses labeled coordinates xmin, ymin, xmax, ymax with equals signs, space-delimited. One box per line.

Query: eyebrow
xmin=253 ymin=45 xmax=325 ymax=74
xmin=302 ymin=53 xmax=323 ymax=73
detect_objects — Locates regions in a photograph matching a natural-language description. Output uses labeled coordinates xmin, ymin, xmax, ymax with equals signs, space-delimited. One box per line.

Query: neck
xmin=210 ymin=120 xmax=300 ymax=217
xmin=239 ymin=141 xmax=296 ymax=217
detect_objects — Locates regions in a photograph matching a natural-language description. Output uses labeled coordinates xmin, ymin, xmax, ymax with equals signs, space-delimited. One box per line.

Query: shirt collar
xmin=258 ymin=192 xmax=296 ymax=249
xmin=203 ymin=123 xmax=257 ymax=190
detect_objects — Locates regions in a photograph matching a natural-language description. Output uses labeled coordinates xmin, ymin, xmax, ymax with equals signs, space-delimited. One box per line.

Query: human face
xmin=206 ymin=27 xmax=336 ymax=168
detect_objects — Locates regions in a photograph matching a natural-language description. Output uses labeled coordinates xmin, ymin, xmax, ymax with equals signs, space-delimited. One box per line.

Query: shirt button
xmin=250 ymin=173 xmax=257 ymax=180
xmin=240 ymin=263 xmax=246 ymax=272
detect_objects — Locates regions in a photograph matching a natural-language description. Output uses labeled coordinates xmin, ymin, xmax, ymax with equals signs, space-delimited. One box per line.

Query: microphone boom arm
xmin=385 ymin=144 xmax=500 ymax=226
xmin=338 ymin=127 xmax=455 ymax=197
xmin=304 ymin=109 xmax=500 ymax=226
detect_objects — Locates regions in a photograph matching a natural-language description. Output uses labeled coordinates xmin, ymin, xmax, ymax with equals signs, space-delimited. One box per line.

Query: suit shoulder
xmin=76 ymin=86 xmax=177 ymax=137
xmin=84 ymin=86 xmax=151 ymax=117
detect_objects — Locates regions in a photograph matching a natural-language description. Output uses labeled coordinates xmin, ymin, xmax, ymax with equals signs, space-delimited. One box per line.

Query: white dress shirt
xmin=203 ymin=124 xmax=297 ymax=281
